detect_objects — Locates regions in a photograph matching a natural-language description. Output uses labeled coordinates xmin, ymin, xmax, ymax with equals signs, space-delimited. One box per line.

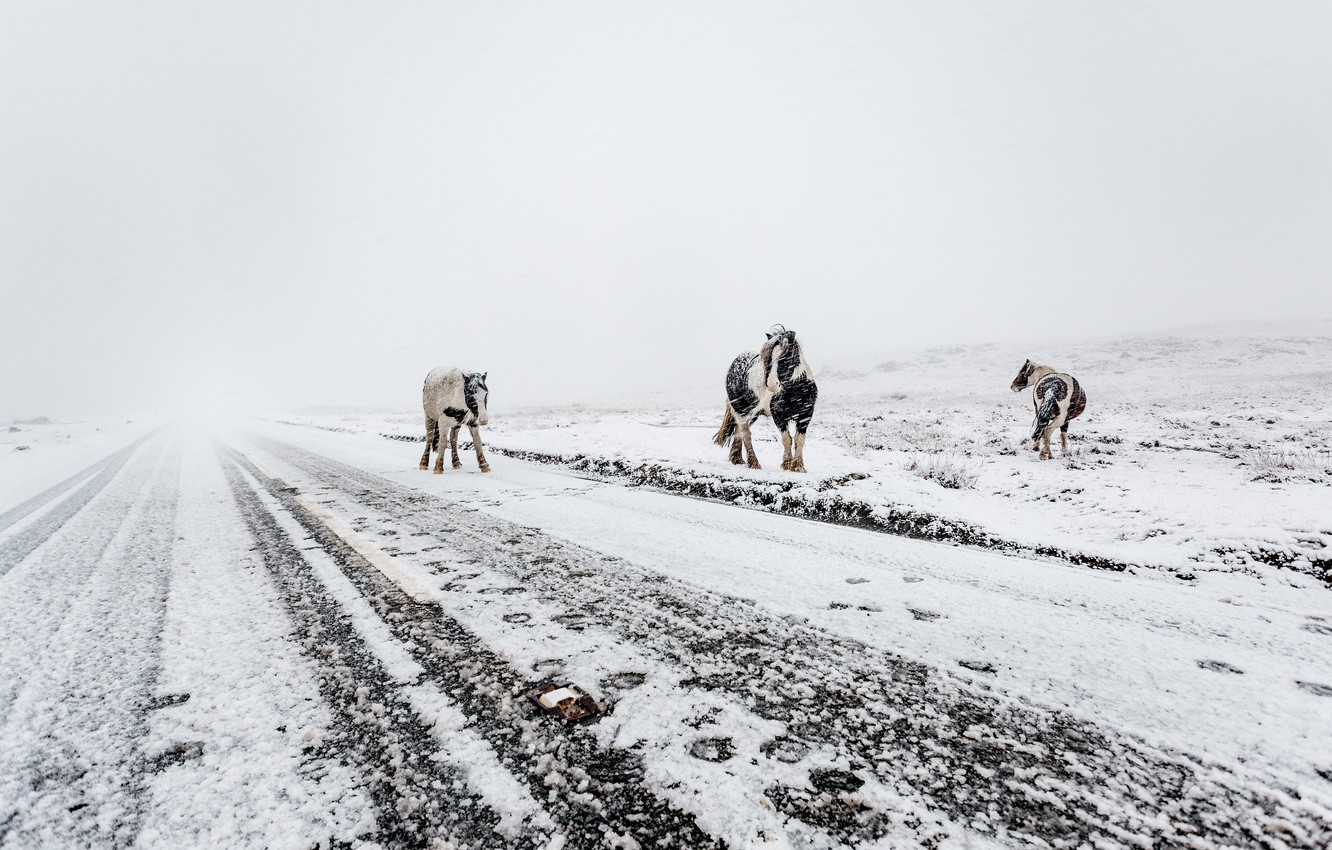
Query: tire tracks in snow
xmin=0 ymin=433 xmax=178 ymax=849
xmin=219 ymin=449 xmax=516 ymax=850
xmin=223 ymin=444 xmax=725 ymax=850
xmin=252 ymin=435 xmax=1332 ymax=850
xmin=0 ymin=434 xmax=151 ymax=577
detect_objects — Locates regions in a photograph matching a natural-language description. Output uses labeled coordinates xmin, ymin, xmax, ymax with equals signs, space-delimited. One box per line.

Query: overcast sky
xmin=2 ymin=2 xmax=1329 ymax=418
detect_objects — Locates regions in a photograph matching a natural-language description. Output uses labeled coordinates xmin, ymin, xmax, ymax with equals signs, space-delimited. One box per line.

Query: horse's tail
xmin=714 ymin=403 xmax=736 ymax=448
xmin=1032 ymin=384 xmax=1061 ymax=440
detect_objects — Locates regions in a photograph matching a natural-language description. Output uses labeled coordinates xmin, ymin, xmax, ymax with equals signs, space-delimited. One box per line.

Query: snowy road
xmin=2 ymin=423 xmax=1330 ymax=849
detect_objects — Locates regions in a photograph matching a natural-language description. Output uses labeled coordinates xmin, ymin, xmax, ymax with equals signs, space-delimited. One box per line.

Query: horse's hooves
xmin=418 ymin=463 xmax=428 ymax=471
xmin=747 ymin=462 xmax=762 ymax=470
xmin=480 ymin=466 xmax=492 ymax=473
xmin=432 ymin=468 xmax=444 ymax=475
xmin=452 ymin=463 xmax=462 ymax=470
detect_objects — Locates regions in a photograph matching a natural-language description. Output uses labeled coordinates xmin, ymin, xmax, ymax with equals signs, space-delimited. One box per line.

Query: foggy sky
xmin=3 ymin=2 xmax=1329 ymax=419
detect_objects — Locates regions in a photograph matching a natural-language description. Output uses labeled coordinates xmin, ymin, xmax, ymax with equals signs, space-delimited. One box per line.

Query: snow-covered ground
xmin=278 ymin=319 xmax=1332 ymax=586
xmin=3 ymin=321 xmax=1331 ymax=849
xmin=0 ymin=416 xmax=159 ymax=508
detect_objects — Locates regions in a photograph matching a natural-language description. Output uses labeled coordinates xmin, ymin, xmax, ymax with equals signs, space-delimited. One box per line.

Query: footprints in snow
xmin=685 ymin=732 xmax=886 ymax=841
xmin=761 ymin=737 xmax=811 ymax=764
xmin=1296 ymin=681 xmax=1332 ymax=697
xmin=144 ymin=740 xmax=206 ymax=773
xmin=835 ymin=579 xmax=997 ymax=676
xmin=1197 ymin=660 xmax=1244 ymax=675
xmin=832 ymin=576 xmax=927 ymax=618
xmin=828 ymin=601 xmax=881 ymax=613
xmin=135 ymin=693 xmax=205 ymax=774
xmin=1195 ymin=630 xmax=1332 ymax=697
xmin=688 ymin=737 xmax=734 ymax=763
xmin=137 ymin=692 xmax=191 ymax=713
xmin=603 ymin=671 xmax=647 ymax=691
xmin=957 ymin=660 xmax=997 ymax=674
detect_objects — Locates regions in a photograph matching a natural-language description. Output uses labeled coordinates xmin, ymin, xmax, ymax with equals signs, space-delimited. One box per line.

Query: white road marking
xmin=245 ymin=453 xmax=437 ymax=603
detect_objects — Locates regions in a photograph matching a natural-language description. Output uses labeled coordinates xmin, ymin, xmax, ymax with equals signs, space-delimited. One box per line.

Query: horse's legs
xmin=773 ymin=414 xmax=793 ymax=470
xmin=432 ymin=420 xmax=448 ymax=473
xmin=420 ymin=416 xmax=436 ymax=470
xmin=469 ymin=424 xmax=491 ymax=472
xmin=1060 ymin=423 xmax=1070 ymax=456
xmin=790 ymin=404 xmax=814 ymax=473
xmin=1038 ymin=426 xmax=1053 ymax=461
xmin=727 ymin=406 xmax=745 ymax=464
xmin=739 ymin=421 xmax=761 ymax=469
xmin=449 ymin=425 xmax=463 ymax=469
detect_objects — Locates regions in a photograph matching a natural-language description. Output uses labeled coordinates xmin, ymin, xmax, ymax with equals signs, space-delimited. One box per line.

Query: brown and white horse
xmin=1010 ymin=360 xmax=1086 ymax=460
xmin=714 ymin=326 xmax=818 ymax=472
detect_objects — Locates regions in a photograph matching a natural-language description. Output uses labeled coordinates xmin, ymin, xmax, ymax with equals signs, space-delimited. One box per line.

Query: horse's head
xmin=464 ymin=372 xmax=489 ymax=426
xmin=1010 ymin=359 xmax=1036 ymax=392
xmin=761 ymin=325 xmax=800 ymax=393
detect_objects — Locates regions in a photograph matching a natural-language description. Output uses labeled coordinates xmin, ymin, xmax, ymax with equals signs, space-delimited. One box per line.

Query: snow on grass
xmin=1240 ymin=447 xmax=1332 ymax=484
xmin=904 ymin=452 xmax=981 ymax=490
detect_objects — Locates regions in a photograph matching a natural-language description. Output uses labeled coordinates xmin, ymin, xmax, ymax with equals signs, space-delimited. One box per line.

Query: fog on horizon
xmin=2 ymin=2 xmax=1329 ymax=420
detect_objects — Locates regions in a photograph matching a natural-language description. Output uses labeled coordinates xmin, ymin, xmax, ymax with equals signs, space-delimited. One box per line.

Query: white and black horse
xmin=419 ymin=367 xmax=491 ymax=473
xmin=714 ymin=326 xmax=818 ymax=472
xmin=1010 ymin=359 xmax=1086 ymax=460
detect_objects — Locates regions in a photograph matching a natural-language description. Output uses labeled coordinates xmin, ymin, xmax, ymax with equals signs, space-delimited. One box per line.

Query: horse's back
xmin=725 ymin=351 xmax=764 ymax=411
xmin=1032 ymin=372 xmax=1085 ymax=422
xmin=425 ymin=366 xmax=462 ymax=387
xmin=423 ymin=367 xmax=464 ymax=414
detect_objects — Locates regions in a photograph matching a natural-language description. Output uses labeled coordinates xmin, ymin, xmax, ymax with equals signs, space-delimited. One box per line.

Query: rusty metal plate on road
xmin=524 ymin=680 xmax=602 ymax=724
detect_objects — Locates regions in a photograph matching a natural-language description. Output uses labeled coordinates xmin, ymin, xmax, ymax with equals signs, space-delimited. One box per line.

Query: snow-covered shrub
xmin=822 ymin=418 xmax=891 ymax=457
xmin=906 ymin=452 xmax=980 ymax=489
xmin=1241 ymin=448 xmax=1332 ymax=483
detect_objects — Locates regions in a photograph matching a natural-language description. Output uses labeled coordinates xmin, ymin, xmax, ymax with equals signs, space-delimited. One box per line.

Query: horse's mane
xmin=759 ymin=325 xmax=798 ymax=385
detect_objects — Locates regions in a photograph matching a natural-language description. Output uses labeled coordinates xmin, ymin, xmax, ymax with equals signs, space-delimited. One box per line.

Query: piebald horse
xmin=419 ymin=367 xmax=491 ymax=473
xmin=714 ymin=326 xmax=818 ymax=472
xmin=1010 ymin=359 xmax=1086 ymax=460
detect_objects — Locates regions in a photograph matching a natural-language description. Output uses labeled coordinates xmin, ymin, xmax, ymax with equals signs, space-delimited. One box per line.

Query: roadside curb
xmin=382 ymin=429 xmax=1331 ymax=588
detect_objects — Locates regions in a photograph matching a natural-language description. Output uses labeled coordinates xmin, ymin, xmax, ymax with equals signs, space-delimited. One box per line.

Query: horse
xmin=714 ymin=326 xmax=818 ymax=472
xmin=1010 ymin=359 xmax=1086 ymax=460
xmin=419 ymin=368 xmax=491 ymax=473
